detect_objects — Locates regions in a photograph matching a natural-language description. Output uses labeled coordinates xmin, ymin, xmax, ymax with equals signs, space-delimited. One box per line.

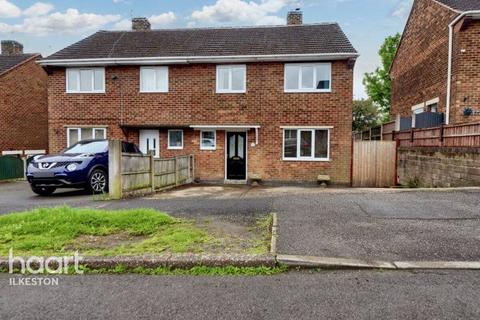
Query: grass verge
xmin=0 ymin=206 xmax=271 ymax=257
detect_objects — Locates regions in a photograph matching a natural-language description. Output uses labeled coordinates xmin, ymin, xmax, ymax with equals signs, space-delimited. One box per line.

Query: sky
xmin=0 ymin=0 xmax=413 ymax=98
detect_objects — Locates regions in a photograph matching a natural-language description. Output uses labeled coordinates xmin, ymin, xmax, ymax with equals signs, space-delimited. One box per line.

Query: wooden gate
xmin=352 ymin=141 xmax=397 ymax=187
xmin=0 ymin=155 xmax=24 ymax=181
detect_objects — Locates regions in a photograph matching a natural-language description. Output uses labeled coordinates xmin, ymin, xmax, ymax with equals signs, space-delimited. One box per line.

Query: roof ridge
xmin=98 ymin=22 xmax=339 ymax=33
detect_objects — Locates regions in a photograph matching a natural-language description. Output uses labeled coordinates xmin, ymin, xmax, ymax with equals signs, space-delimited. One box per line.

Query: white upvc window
xmin=140 ymin=66 xmax=169 ymax=92
xmin=66 ymin=68 xmax=105 ymax=93
xmin=284 ymin=63 xmax=331 ymax=93
xmin=282 ymin=127 xmax=331 ymax=161
xmin=200 ymin=130 xmax=216 ymax=150
xmin=67 ymin=127 xmax=106 ymax=147
xmin=216 ymin=65 xmax=246 ymax=93
xmin=168 ymin=130 xmax=184 ymax=150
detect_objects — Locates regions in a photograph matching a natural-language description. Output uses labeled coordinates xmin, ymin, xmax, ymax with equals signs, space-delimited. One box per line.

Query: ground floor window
xmin=67 ymin=127 xmax=106 ymax=147
xmin=283 ymin=128 xmax=330 ymax=161
xmin=200 ymin=130 xmax=216 ymax=150
xmin=168 ymin=130 xmax=183 ymax=150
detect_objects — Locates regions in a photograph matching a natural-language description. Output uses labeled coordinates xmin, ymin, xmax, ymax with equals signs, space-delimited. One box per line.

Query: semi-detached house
xmin=40 ymin=11 xmax=358 ymax=184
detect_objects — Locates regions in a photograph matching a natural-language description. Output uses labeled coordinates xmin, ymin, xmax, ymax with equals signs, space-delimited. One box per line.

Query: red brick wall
xmin=450 ymin=19 xmax=480 ymax=123
xmin=390 ymin=0 xmax=457 ymax=119
xmin=48 ymin=61 xmax=353 ymax=183
xmin=0 ymin=57 xmax=48 ymax=152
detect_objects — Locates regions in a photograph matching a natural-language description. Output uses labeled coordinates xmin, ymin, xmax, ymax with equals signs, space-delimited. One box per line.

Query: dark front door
xmin=226 ymin=132 xmax=247 ymax=180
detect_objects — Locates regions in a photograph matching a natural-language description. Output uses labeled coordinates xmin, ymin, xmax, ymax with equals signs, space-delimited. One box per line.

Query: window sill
xmin=140 ymin=91 xmax=169 ymax=94
xmin=284 ymin=90 xmax=332 ymax=94
xmin=216 ymin=91 xmax=246 ymax=94
xmin=168 ymin=147 xmax=183 ymax=150
xmin=200 ymin=147 xmax=216 ymax=151
xmin=282 ymin=158 xmax=331 ymax=162
xmin=66 ymin=91 xmax=106 ymax=94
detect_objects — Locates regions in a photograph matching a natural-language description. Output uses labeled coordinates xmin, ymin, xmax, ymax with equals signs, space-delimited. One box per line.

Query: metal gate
xmin=352 ymin=141 xmax=397 ymax=187
xmin=0 ymin=155 xmax=24 ymax=181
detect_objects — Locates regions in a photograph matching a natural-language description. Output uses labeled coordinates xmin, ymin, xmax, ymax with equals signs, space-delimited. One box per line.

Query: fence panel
xmin=352 ymin=141 xmax=397 ymax=187
xmin=0 ymin=155 xmax=24 ymax=181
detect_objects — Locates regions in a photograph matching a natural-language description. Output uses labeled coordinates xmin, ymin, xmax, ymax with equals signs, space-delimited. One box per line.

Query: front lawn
xmin=0 ymin=206 xmax=271 ymax=257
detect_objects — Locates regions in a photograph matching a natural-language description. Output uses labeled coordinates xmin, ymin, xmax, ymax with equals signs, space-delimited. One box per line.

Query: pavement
xmin=1 ymin=182 xmax=480 ymax=262
xmin=1 ymin=270 xmax=480 ymax=319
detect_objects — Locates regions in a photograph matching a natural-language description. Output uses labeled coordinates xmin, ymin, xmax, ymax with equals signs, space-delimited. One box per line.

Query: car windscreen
xmin=64 ymin=141 xmax=108 ymax=154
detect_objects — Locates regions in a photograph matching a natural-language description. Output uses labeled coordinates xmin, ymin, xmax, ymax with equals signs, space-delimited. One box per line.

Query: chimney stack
xmin=287 ymin=9 xmax=303 ymax=25
xmin=132 ymin=17 xmax=151 ymax=31
xmin=1 ymin=40 xmax=24 ymax=56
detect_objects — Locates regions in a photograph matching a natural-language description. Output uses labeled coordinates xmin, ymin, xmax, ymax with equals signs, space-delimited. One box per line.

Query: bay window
xmin=283 ymin=128 xmax=331 ymax=161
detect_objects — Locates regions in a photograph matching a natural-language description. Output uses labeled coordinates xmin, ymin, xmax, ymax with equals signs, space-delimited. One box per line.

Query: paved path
xmin=1 ymin=271 xmax=480 ymax=319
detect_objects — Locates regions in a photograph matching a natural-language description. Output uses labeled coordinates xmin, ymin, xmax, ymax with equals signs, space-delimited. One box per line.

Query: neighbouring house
xmin=39 ymin=12 xmax=357 ymax=184
xmin=390 ymin=0 xmax=480 ymax=128
xmin=0 ymin=40 xmax=48 ymax=155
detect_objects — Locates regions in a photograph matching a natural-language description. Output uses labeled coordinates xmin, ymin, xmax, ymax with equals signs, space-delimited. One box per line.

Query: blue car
xmin=26 ymin=139 xmax=141 ymax=196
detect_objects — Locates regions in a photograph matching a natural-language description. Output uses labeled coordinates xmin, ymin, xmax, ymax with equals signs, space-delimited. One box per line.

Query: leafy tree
xmin=363 ymin=33 xmax=401 ymax=118
xmin=353 ymin=99 xmax=380 ymax=132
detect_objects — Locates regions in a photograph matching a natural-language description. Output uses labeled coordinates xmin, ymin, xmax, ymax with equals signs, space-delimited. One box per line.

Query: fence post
xmin=439 ymin=124 xmax=444 ymax=147
xmin=150 ymin=152 xmax=155 ymax=192
xmin=410 ymin=128 xmax=415 ymax=143
xmin=108 ymin=140 xmax=122 ymax=200
xmin=191 ymin=154 xmax=195 ymax=182
xmin=174 ymin=157 xmax=179 ymax=186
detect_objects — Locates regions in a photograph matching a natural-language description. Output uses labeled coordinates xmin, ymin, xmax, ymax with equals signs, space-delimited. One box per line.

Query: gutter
xmin=446 ymin=10 xmax=480 ymax=124
xmin=38 ymin=53 xmax=359 ymax=67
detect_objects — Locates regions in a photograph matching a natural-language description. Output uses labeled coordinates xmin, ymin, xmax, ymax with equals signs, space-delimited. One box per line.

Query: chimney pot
xmin=1 ymin=40 xmax=23 ymax=56
xmin=287 ymin=9 xmax=303 ymax=25
xmin=132 ymin=17 xmax=151 ymax=31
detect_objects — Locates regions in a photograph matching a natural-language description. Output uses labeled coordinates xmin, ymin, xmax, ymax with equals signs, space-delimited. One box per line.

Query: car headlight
xmin=66 ymin=163 xmax=78 ymax=172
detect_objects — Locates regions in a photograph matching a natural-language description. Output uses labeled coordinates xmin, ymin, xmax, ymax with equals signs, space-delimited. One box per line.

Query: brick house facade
xmin=41 ymin=13 xmax=357 ymax=184
xmin=391 ymin=0 xmax=480 ymax=125
xmin=0 ymin=41 xmax=48 ymax=153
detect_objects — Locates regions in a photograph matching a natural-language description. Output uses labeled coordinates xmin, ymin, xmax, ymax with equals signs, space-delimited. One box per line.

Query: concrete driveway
xmin=1 ymin=181 xmax=479 ymax=261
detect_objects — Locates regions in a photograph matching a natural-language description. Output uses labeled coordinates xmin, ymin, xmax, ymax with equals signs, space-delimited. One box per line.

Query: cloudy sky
xmin=0 ymin=0 xmax=413 ymax=98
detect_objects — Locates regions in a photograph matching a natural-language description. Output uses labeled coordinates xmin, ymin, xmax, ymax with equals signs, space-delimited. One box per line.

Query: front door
xmin=226 ymin=132 xmax=247 ymax=180
xmin=139 ymin=130 xmax=160 ymax=157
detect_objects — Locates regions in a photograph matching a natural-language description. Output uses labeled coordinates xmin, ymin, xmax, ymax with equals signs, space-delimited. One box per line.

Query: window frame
xmin=282 ymin=127 xmax=331 ymax=161
xmin=216 ymin=65 xmax=247 ymax=94
xmin=200 ymin=130 xmax=217 ymax=150
xmin=140 ymin=66 xmax=169 ymax=93
xmin=66 ymin=68 xmax=105 ymax=94
xmin=67 ymin=127 xmax=107 ymax=147
xmin=284 ymin=63 xmax=332 ymax=93
xmin=167 ymin=129 xmax=184 ymax=150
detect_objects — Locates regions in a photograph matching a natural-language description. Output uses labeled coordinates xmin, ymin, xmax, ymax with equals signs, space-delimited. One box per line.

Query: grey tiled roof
xmin=435 ymin=0 xmax=480 ymax=11
xmin=0 ymin=54 xmax=38 ymax=75
xmin=43 ymin=23 xmax=357 ymax=61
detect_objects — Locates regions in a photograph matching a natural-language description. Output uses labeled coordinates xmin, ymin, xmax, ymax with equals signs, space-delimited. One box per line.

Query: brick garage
xmin=391 ymin=0 xmax=480 ymax=124
xmin=0 ymin=50 xmax=48 ymax=152
xmin=398 ymin=147 xmax=480 ymax=187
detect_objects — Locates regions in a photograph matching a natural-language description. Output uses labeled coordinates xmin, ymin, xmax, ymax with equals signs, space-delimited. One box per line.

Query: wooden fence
xmin=393 ymin=122 xmax=480 ymax=148
xmin=352 ymin=141 xmax=397 ymax=187
xmin=108 ymin=140 xmax=194 ymax=199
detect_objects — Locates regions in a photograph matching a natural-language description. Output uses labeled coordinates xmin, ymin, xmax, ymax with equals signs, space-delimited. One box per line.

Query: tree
xmin=363 ymin=33 xmax=401 ymax=118
xmin=353 ymin=99 xmax=380 ymax=132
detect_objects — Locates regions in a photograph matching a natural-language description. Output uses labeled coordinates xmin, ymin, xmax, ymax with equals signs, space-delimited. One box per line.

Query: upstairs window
xmin=283 ymin=128 xmax=330 ymax=161
xmin=216 ymin=65 xmax=246 ymax=93
xmin=284 ymin=63 xmax=331 ymax=92
xmin=140 ymin=67 xmax=169 ymax=92
xmin=66 ymin=68 xmax=105 ymax=93
xmin=168 ymin=130 xmax=183 ymax=150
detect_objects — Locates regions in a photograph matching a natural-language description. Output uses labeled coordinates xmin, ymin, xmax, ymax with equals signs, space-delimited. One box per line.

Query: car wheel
xmin=88 ymin=169 xmax=108 ymax=194
xmin=31 ymin=186 xmax=56 ymax=196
